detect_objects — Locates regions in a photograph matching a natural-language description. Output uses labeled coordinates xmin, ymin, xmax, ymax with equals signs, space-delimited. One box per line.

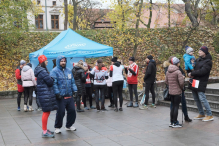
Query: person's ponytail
xmin=98 ymin=63 xmax=103 ymax=70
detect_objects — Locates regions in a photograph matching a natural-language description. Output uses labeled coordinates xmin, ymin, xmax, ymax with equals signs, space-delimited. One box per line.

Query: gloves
xmin=56 ymin=94 xmax=62 ymax=100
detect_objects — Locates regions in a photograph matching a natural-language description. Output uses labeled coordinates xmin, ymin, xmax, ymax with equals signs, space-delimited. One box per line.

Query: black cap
xmin=147 ymin=55 xmax=153 ymax=60
xmin=111 ymin=57 xmax=117 ymax=62
xmin=129 ymin=57 xmax=135 ymax=62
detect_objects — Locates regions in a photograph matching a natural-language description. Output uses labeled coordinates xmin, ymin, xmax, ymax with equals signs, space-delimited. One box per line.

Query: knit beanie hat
xmin=38 ymin=55 xmax=47 ymax=64
xmin=200 ymin=46 xmax=209 ymax=55
xmin=147 ymin=55 xmax=153 ymax=60
xmin=129 ymin=57 xmax=135 ymax=62
xmin=20 ymin=60 xmax=26 ymax=65
xmin=97 ymin=59 xmax=103 ymax=64
xmin=78 ymin=60 xmax=83 ymax=66
xmin=171 ymin=57 xmax=180 ymax=65
xmin=186 ymin=46 xmax=194 ymax=54
xmin=111 ymin=57 xmax=117 ymax=62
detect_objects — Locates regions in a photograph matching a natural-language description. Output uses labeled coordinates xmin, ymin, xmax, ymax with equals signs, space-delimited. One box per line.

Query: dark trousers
xmin=24 ymin=87 xmax=34 ymax=106
xmin=17 ymin=91 xmax=23 ymax=107
xmin=170 ymin=91 xmax=188 ymax=117
xmin=144 ymin=82 xmax=155 ymax=105
xmin=128 ymin=84 xmax=138 ymax=102
xmin=35 ymin=88 xmax=41 ymax=108
xmin=55 ymin=98 xmax=76 ymax=128
xmin=170 ymin=95 xmax=181 ymax=123
xmin=94 ymin=85 xmax=105 ymax=110
xmin=107 ymin=87 xmax=114 ymax=105
xmin=83 ymin=87 xmax=93 ymax=107
xmin=113 ymin=81 xmax=124 ymax=108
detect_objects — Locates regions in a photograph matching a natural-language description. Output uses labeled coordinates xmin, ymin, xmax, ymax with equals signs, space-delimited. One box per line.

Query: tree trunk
xmin=182 ymin=0 xmax=200 ymax=27
xmin=210 ymin=0 xmax=217 ymax=25
xmin=133 ymin=0 xmax=143 ymax=57
xmin=147 ymin=0 xmax=152 ymax=28
xmin=168 ymin=0 xmax=170 ymax=27
xmin=72 ymin=0 xmax=78 ymax=30
xmin=64 ymin=0 xmax=68 ymax=30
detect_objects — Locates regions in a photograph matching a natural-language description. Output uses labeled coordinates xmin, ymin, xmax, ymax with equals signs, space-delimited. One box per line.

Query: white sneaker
xmin=24 ymin=105 xmax=27 ymax=112
xmin=55 ymin=128 xmax=61 ymax=134
xmin=65 ymin=126 xmax=76 ymax=131
xmin=29 ymin=106 xmax=34 ymax=112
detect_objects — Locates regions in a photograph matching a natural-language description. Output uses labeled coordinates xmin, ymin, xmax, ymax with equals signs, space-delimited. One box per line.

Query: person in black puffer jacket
xmin=34 ymin=55 xmax=58 ymax=138
xmin=72 ymin=60 xmax=86 ymax=112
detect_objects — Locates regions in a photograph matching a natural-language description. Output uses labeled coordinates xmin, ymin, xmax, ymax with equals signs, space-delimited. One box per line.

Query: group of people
xmin=14 ymin=45 xmax=214 ymax=137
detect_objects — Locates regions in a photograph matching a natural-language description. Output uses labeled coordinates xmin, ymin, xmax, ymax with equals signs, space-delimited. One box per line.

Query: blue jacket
xmin=183 ymin=54 xmax=195 ymax=71
xmin=50 ymin=56 xmax=77 ymax=97
xmin=34 ymin=66 xmax=58 ymax=112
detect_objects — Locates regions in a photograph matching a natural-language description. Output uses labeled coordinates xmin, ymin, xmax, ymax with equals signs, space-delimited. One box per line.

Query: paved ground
xmin=0 ymin=98 xmax=219 ymax=146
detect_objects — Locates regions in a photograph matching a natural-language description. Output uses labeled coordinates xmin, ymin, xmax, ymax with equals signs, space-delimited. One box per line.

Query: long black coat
xmin=34 ymin=66 xmax=58 ymax=112
xmin=72 ymin=64 xmax=86 ymax=96
xmin=191 ymin=53 xmax=212 ymax=92
xmin=144 ymin=60 xmax=156 ymax=84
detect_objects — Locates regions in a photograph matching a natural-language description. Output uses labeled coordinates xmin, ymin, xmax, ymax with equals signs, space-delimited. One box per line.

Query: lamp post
xmin=45 ymin=0 xmax=48 ymax=31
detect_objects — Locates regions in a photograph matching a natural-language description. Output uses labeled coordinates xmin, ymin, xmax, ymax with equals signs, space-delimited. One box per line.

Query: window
xmin=37 ymin=0 xmax=40 ymax=5
xmin=53 ymin=1 xmax=56 ymax=6
xmin=35 ymin=15 xmax=43 ymax=29
xmin=51 ymin=15 xmax=59 ymax=29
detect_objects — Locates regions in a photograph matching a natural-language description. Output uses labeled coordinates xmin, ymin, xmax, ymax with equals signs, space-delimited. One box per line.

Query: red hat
xmin=38 ymin=55 xmax=47 ymax=64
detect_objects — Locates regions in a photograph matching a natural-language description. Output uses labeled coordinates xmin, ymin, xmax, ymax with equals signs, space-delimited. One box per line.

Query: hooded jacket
xmin=183 ymin=54 xmax=195 ymax=71
xmin=190 ymin=53 xmax=212 ymax=92
xmin=144 ymin=60 xmax=156 ymax=84
xmin=165 ymin=65 xmax=184 ymax=95
xmin=72 ymin=63 xmax=86 ymax=96
xmin=34 ymin=66 xmax=58 ymax=112
xmin=110 ymin=62 xmax=124 ymax=82
xmin=21 ymin=65 xmax=37 ymax=87
xmin=163 ymin=60 xmax=186 ymax=76
xmin=50 ymin=56 xmax=77 ymax=97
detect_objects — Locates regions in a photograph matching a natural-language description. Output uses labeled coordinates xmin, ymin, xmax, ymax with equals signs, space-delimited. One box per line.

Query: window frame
xmin=35 ymin=15 xmax=44 ymax=29
xmin=51 ymin=15 xmax=59 ymax=30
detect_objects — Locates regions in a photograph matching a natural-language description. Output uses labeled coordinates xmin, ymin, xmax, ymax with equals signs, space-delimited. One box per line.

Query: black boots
xmin=185 ymin=115 xmax=192 ymax=122
xmin=108 ymin=104 xmax=115 ymax=108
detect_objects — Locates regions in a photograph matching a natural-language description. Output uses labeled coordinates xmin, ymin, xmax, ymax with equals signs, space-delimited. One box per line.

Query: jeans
xmin=192 ymin=91 xmax=212 ymax=116
xmin=145 ymin=82 xmax=155 ymax=105
xmin=128 ymin=84 xmax=138 ymax=102
xmin=170 ymin=91 xmax=188 ymax=117
xmin=55 ymin=98 xmax=76 ymax=128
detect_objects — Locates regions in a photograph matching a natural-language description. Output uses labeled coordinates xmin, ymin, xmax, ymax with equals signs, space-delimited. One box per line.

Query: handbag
xmin=163 ymin=85 xmax=171 ymax=101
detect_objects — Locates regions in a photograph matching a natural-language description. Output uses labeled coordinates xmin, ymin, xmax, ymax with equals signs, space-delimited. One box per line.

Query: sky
xmin=96 ymin=0 xmax=184 ymax=9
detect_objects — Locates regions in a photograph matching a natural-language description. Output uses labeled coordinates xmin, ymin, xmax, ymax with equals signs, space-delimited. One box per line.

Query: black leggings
xmin=112 ymin=81 xmax=124 ymax=108
xmin=170 ymin=95 xmax=181 ymax=123
xmin=83 ymin=87 xmax=93 ymax=107
xmin=24 ymin=87 xmax=34 ymax=106
xmin=94 ymin=85 xmax=105 ymax=110
xmin=128 ymin=84 xmax=138 ymax=102
xmin=107 ymin=87 xmax=114 ymax=105
xmin=17 ymin=91 xmax=23 ymax=107
xmin=145 ymin=82 xmax=155 ymax=105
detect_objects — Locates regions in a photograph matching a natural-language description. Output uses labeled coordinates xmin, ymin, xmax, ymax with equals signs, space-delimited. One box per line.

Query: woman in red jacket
xmin=15 ymin=60 xmax=26 ymax=111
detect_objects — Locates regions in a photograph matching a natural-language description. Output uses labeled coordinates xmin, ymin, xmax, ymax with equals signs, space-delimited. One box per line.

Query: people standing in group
xmin=110 ymin=57 xmax=124 ymax=112
xmin=50 ymin=56 xmax=77 ymax=134
xmin=34 ymin=55 xmax=58 ymax=138
xmin=124 ymin=57 xmax=139 ymax=108
xmin=15 ymin=60 xmax=26 ymax=111
xmin=21 ymin=63 xmax=36 ymax=112
xmin=140 ymin=55 xmax=156 ymax=109
xmin=83 ymin=63 xmax=96 ymax=110
xmin=90 ymin=59 xmax=108 ymax=112
xmin=188 ymin=46 xmax=214 ymax=122
xmin=72 ymin=60 xmax=86 ymax=112
xmin=163 ymin=56 xmax=192 ymax=122
xmin=165 ymin=57 xmax=184 ymax=128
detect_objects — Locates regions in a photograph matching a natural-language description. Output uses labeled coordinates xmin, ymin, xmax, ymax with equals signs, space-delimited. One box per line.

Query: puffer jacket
xmin=50 ymin=56 xmax=77 ymax=97
xmin=21 ymin=65 xmax=37 ymax=87
xmin=183 ymin=53 xmax=195 ymax=71
xmin=165 ymin=65 xmax=184 ymax=95
xmin=34 ymin=66 xmax=58 ymax=112
xmin=190 ymin=53 xmax=212 ymax=92
xmin=72 ymin=63 xmax=86 ymax=96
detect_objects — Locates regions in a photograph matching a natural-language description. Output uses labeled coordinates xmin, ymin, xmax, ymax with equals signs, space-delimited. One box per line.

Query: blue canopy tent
xmin=29 ymin=28 xmax=113 ymax=71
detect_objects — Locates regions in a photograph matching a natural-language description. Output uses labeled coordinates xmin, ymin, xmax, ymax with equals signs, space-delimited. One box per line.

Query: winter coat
xmin=34 ymin=66 xmax=58 ymax=112
xmin=21 ymin=65 xmax=37 ymax=87
xmin=190 ymin=53 xmax=212 ymax=92
xmin=72 ymin=63 xmax=86 ymax=96
xmin=144 ymin=60 xmax=156 ymax=84
xmin=183 ymin=54 xmax=195 ymax=71
xmin=50 ymin=56 xmax=77 ymax=97
xmin=165 ymin=65 xmax=184 ymax=95
xmin=15 ymin=66 xmax=24 ymax=92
